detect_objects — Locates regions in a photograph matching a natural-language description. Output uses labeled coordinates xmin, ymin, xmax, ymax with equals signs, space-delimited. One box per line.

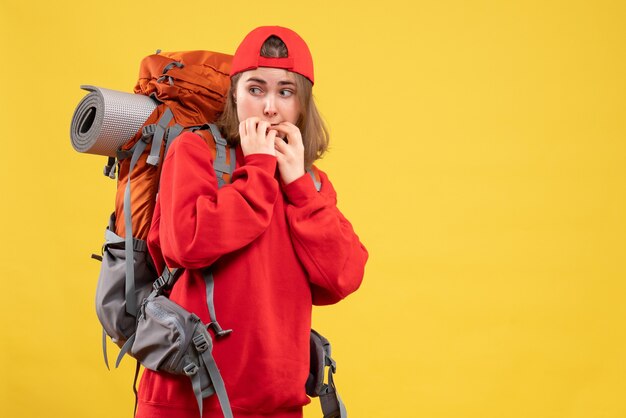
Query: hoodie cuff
xmin=282 ymin=172 xmax=320 ymax=207
xmin=243 ymin=153 xmax=277 ymax=174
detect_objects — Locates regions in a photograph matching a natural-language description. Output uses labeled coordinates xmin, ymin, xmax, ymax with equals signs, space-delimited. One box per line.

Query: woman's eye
xmin=249 ymin=87 xmax=262 ymax=95
xmin=280 ymin=89 xmax=294 ymax=97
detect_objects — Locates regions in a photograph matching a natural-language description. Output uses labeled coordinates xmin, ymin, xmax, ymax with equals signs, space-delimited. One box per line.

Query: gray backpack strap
xmin=229 ymin=147 xmax=237 ymax=175
xmin=166 ymin=123 xmax=184 ymax=142
xmin=104 ymin=156 xmax=117 ymax=179
xmin=208 ymin=124 xmax=235 ymax=188
xmin=203 ymin=269 xmax=232 ymax=338
xmin=163 ymin=123 xmax=184 ymax=158
xmin=151 ymin=266 xmax=182 ymax=295
xmin=146 ymin=108 xmax=174 ymax=166
xmin=187 ymin=370 xmax=205 ymax=417
xmin=102 ymin=329 xmax=110 ymax=370
xmin=122 ymin=139 xmax=148 ymax=317
xmin=307 ymin=168 xmax=322 ymax=192
xmin=320 ymin=370 xmax=347 ymax=418
xmin=184 ymin=332 xmax=233 ymax=418
xmin=115 ymin=333 xmax=136 ymax=368
xmin=193 ymin=332 xmax=234 ymax=418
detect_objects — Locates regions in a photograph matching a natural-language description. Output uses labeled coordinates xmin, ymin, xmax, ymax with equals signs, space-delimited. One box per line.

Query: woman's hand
xmin=239 ymin=117 xmax=277 ymax=157
xmin=273 ymin=122 xmax=305 ymax=185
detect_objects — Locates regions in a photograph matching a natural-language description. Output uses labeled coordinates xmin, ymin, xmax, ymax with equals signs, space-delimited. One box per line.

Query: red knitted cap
xmin=230 ymin=26 xmax=314 ymax=84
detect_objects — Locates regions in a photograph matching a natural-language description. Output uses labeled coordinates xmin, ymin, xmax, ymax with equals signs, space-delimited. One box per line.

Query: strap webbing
xmin=102 ymin=328 xmax=110 ymax=370
xmin=123 ymin=140 xmax=148 ymax=317
xmin=204 ymin=270 xmax=217 ymax=322
xmin=207 ymin=124 xmax=236 ymax=188
xmin=319 ymin=369 xmax=348 ymax=418
xmin=307 ymin=168 xmax=322 ymax=192
xmin=199 ymin=347 xmax=234 ymax=418
xmin=229 ymin=147 xmax=236 ymax=175
xmin=163 ymin=123 xmax=184 ymax=159
xmin=208 ymin=124 xmax=230 ymax=172
xmin=189 ymin=373 xmax=204 ymax=417
xmin=166 ymin=123 xmax=184 ymax=143
xmin=104 ymin=156 xmax=116 ymax=178
xmin=147 ymin=108 xmax=174 ymax=166
xmin=203 ymin=269 xmax=232 ymax=338
xmin=116 ymin=333 xmax=136 ymax=368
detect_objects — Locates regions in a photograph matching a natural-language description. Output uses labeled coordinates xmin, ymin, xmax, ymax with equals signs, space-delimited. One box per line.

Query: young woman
xmin=136 ymin=26 xmax=368 ymax=418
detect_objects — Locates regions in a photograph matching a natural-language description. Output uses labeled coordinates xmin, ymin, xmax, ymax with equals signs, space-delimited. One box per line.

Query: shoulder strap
xmin=146 ymin=108 xmax=174 ymax=166
xmin=122 ymin=139 xmax=148 ymax=317
xmin=118 ymin=107 xmax=176 ymax=318
xmin=202 ymin=269 xmax=232 ymax=338
xmin=190 ymin=330 xmax=234 ymax=418
xmin=307 ymin=167 xmax=322 ymax=192
xmin=208 ymin=124 xmax=236 ymax=188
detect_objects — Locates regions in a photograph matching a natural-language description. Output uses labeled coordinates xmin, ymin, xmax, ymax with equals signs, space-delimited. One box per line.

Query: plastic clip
xmin=153 ymin=276 xmax=167 ymax=291
xmin=208 ymin=321 xmax=233 ymax=338
xmin=193 ymin=334 xmax=209 ymax=353
xmin=183 ymin=363 xmax=199 ymax=376
xmin=142 ymin=124 xmax=156 ymax=140
xmin=103 ymin=157 xmax=116 ymax=179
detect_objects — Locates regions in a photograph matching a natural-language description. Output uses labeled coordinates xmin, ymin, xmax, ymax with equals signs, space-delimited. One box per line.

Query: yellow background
xmin=1 ymin=0 xmax=625 ymax=417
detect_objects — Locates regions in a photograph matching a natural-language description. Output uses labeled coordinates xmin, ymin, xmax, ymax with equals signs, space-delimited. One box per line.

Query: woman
xmin=137 ymin=26 xmax=368 ymax=418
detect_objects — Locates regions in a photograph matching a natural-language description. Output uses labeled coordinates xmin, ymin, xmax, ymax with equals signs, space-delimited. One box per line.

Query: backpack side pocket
xmin=95 ymin=212 xmax=156 ymax=347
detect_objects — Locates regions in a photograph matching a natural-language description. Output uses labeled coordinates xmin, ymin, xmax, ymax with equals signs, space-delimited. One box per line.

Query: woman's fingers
xmin=239 ymin=117 xmax=276 ymax=157
xmin=272 ymin=122 xmax=303 ymax=146
xmin=273 ymin=124 xmax=305 ymax=185
xmin=256 ymin=120 xmax=270 ymax=137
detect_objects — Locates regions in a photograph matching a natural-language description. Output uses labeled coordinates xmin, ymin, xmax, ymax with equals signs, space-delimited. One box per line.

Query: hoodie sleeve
xmin=282 ymin=168 xmax=368 ymax=305
xmin=156 ymin=132 xmax=279 ymax=269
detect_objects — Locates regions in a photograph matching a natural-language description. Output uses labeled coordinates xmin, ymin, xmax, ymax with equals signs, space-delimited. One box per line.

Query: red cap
xmin=230 ymin=26 xmax=314 ymax=84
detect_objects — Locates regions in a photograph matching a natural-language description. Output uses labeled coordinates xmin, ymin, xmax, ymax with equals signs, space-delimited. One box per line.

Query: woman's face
xmin=234 ymin=67 xmax=301 ymax=127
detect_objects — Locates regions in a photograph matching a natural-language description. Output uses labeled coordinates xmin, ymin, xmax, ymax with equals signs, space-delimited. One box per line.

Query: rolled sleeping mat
xmin=70 ymin=85 xmax=158 ymax=157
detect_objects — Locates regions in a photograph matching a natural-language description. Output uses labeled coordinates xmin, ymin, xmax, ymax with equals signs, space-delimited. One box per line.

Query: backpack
xmin=71 ymin=50 xmax=346 ymax=418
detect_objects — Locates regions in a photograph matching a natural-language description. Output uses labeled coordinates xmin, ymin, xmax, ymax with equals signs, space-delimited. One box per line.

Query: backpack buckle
xmin=152 ymin=276 xmax=167 ymax=291
xmin=183 ymin=363 xmax=199 ymax=376
xmin=208 ymin=321 xmax=233 ymax=338
xmin=103 ymin=157 xmax=116 ymax=179
xmin=142 ymin=124 xmax=156 ymax=140
xmin=192 ymin=334 xmax=210 ymax=353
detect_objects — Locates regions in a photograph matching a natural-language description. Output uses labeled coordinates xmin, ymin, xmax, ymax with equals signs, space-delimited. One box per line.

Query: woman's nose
xmin=263 ymin=96 xmax=278 ymax=118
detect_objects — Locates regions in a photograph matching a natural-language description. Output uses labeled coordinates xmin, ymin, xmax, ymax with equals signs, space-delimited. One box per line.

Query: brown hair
xmin=216 ymin=35 xmax=329 ymax=168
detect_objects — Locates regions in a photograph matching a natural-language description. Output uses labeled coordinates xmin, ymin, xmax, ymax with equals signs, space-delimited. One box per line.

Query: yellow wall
xmin=1 ymin=0 xmax=625 ymax=417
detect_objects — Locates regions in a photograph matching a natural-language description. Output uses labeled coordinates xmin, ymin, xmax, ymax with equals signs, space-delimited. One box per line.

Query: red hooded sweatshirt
xmin=136 ymin=132 xmax=368 ymax=418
